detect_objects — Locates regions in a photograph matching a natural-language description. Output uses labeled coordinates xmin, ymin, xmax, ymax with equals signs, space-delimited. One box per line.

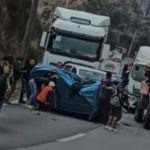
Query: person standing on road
xmin=11 ymin=57 xmax=22 ymax=92
xmin=0 ymin=60 xmax=13 ymax=110
xmin=140 ymin=63 xmax=150 ymax=115
xmin=105 ymin=83 xmax=129 ymax=132
xmin=19 ymin=57 xmax=37 ymax=104
xmin=99 ymin=72 xmax=114 ymax=123
xmin=121 ymin=64 xmax=129 ymax=85
xmin=89 ymin=72 xmax=113 ymax=122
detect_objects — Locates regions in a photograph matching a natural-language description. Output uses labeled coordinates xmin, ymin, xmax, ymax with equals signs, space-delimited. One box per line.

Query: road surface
xmin=0 ymin=104 xmax=149 ymax=150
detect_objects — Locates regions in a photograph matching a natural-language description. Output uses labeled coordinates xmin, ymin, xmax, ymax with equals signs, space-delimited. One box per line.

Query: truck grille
xmin=133 ymin=88 xmax=140 ymax=97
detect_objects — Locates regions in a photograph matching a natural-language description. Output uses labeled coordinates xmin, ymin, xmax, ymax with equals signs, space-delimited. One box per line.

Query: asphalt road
xmin=15 ymin=112 xmax=150 ymax=150
xmin=0 ymin=104 xmax=98 ymax=150
xmin=0 ymin=104 xmax=150 ymax=150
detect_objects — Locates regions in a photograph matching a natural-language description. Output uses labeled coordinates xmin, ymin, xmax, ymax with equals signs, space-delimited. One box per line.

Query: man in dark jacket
xmin=0 ymin=61 xmax=13 ymax=110
xmin=19 ymin=58 xmax=37 ymax=103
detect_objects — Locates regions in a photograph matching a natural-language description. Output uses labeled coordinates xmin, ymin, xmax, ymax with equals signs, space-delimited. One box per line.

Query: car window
xmin=79 ymin=69 xmax=105 ymax=81
xmin=63 ymin=65 xmax=72 ymax=72
xmin=71 ymin=67 xmax=77 ymax=74
xmin=131 ymin=64 xmax=145 ymax=82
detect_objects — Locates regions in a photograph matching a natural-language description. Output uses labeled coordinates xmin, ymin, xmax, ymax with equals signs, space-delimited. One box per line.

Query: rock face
xmin=0 ymin=0 xmax=150 ymax=59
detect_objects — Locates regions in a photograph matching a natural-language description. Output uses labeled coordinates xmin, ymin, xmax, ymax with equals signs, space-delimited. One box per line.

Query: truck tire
xmin=134 ymin=102 xmax=143 ymax=123
xmin=143 ymin=116 xmax=150 ymax=129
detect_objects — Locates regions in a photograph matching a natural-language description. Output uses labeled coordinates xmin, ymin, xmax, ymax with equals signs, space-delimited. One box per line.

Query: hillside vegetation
xmin=0 ymin=0 xmax=150 ymax=59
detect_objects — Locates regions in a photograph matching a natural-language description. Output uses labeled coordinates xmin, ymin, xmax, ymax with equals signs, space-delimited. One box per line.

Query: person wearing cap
xmin=27 ymin=71 xmax=58 ymax=106
xmin=35 ymin=81 xmax=55 ymax=113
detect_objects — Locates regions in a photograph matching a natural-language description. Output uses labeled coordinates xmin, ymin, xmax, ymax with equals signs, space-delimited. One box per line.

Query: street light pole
xmin=127 ymin=31 xmax=137 ymax=57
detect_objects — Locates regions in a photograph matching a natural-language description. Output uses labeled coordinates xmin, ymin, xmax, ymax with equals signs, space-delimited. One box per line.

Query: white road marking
xmin=57 ymin=133 xmax=86 ymax=143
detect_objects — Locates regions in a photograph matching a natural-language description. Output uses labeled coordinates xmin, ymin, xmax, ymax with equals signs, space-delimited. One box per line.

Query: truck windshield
xmin=131 ymin=64 xmax=145 ymax=82
xmin=48 ymin=34 xmax=100 ymax=61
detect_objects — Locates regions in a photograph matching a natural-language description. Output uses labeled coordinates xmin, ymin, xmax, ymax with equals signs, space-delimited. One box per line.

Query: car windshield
xmin=49 ymin=34 xmax=100 ymax=61
xmin=131 ymin=64 xmax=145 ymax=82
xmin=79 ymin=69 xmax=105 ymax=81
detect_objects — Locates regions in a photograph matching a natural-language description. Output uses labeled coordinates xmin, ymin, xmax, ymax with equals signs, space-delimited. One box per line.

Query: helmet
xmin=49 ymin=81 xmax=55 ymax=87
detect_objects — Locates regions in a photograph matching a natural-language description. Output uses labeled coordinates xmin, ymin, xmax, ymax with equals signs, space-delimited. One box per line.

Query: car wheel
xmin=47 ymin=92 xmax=57 ymax=110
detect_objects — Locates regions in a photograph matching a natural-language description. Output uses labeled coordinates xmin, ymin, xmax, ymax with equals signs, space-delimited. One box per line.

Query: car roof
xmin=65 ymin=63 xmax=106 ymax=74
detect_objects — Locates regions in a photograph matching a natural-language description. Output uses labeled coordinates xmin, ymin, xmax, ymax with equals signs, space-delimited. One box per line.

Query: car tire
xmin=47 ymin=92 xmax=57 ymax=110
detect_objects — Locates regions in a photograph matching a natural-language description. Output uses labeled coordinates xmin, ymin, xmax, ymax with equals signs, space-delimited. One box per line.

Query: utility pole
xmin=55 ymin=0 xmax=59 ymax=6
xmin=127 ymin=31 xmax=137 ymax=57
xmin=21 ymin=0 xmax=39 ymax=66
xmin=65 ymin=0 xmax=69 ymax=8
xmin=145 ymin=2 xmax=150 ymax=17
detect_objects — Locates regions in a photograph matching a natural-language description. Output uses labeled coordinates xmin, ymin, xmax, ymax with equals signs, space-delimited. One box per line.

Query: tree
xmin=21 ymin=0 xmax=39 ymax=65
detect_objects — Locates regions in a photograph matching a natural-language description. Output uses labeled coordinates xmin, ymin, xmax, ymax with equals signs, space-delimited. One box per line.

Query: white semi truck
xmin=40 ymin=7 xmax=110 ymax=68
xmin=128 ymin=46 xmax=150 ymax=109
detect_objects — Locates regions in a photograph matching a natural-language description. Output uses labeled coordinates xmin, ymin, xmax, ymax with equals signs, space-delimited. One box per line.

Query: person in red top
xmin=35 ymin=81 xmax=55 ymax=112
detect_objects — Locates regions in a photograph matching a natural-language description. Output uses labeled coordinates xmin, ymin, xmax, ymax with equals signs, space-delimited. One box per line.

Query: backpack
xmin=110 ymin=95 xmax=121 ymax=107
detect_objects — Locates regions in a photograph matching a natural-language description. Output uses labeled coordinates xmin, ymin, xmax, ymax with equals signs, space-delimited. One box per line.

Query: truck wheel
xmin=143 ymin=116 xmax=150 ymax=129
xmin=134 ymin=104 xmax=143 ymax=123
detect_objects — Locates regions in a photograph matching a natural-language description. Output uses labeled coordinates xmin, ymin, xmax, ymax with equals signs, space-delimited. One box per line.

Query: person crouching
xmin=34 ymin=81 xmax=55 ymax=114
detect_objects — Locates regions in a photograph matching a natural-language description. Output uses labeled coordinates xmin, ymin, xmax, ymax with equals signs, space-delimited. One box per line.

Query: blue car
xmin=30 ymin=64 xmax=100 ymax=116
xmin=30 ymin=64 xmax=122 ymax=119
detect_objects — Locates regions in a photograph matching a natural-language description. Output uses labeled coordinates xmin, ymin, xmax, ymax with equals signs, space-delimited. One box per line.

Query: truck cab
xmin=128 ymin=47 xmax=150 ymax=94
xmin=40 ymin=7 xmax=110 ymax=68
xmin=128 ymin=46 xmax=150 ymax=129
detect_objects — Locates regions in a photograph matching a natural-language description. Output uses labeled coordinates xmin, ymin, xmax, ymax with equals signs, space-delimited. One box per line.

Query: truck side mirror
xmin=40 ymin=31 xmax=48 ymax=48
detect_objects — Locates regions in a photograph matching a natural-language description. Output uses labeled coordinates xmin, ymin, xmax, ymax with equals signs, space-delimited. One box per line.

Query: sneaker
xmin=105 ymin=125 xmax=110 ymax=130
xmin=108 ymin=127 xmax=113 ymax=131
xmin=29 ymin=105 xmax=33 ymax=109
xmin=25 ymin=105 xmax=33 ymax=109
xmin=112 ymin=128 xmax=118 ymax=132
